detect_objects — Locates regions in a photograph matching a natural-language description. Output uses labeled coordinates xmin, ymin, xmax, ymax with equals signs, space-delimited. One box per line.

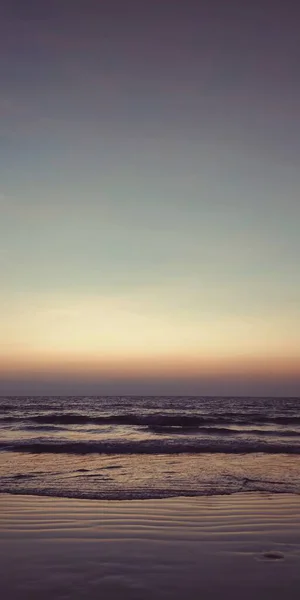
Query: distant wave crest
xmin=2 ymin=412 xmax=300 ymax=427
xmin=1 ymin=439 xmax=300 ymax=455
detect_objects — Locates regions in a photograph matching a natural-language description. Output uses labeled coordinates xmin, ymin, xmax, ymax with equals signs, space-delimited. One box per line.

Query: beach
xmin=2 ymin=0 xmax=300 ymax=596
xmin=1 ymin=396 xmax=300 ymax=598
xmin=1 ymin=492 xmax=300 ymax=600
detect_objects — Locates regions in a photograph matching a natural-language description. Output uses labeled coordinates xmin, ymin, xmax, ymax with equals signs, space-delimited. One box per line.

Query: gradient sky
xmin=1 ymin=0 xmax=299 ymax=395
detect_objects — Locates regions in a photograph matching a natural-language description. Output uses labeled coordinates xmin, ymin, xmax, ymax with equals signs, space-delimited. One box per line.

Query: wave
xmin=149 ymin=426 xmax=300 ymax=437
xmin=2 ymin=412 xmax=300 ymax=427
xmin=1 ymin=439 xmax=300 ymax=455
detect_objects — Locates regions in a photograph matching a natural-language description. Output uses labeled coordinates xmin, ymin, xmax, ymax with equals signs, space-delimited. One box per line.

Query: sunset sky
xmin=1 ymin=0 xmax=299 ymax=395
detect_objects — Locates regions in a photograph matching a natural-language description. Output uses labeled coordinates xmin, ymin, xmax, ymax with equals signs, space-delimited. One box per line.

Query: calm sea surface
xmin=1 ymin=396 xmax=300 ymax=499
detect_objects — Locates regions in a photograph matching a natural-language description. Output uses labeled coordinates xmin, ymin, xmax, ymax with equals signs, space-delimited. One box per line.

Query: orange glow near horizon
xmin=1 ymin=351 xmax=299 ymax=380
xmin=1 ymin=292 xmax=299 ymax=391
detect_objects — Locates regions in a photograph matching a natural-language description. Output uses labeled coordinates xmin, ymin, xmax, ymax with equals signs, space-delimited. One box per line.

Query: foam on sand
xmin=1 ymin=492 xmax=300 ymax=599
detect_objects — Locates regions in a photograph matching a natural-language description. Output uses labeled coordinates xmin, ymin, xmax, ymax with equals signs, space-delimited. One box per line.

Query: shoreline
xmin=1 ymin=492 xmax=300 ymax=599
xmin=1 ymin=487 xmax=300 ymax=501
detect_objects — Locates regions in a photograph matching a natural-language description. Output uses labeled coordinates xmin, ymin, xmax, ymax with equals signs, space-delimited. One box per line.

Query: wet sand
xmin=1 ymin=492 xmax=300 ymax=599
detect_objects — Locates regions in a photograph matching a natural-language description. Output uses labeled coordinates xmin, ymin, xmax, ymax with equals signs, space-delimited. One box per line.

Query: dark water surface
xmin=1 ymin=396 xmax=299 ymax=499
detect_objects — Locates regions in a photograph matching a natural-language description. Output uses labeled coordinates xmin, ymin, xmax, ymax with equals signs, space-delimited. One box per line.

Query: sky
xmin=0 ymin=0 xmax=299 ymax=395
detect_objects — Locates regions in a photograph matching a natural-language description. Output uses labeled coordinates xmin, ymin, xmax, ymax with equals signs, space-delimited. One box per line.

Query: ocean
xmin=1 ymin=396 xmax=300 ymax=499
